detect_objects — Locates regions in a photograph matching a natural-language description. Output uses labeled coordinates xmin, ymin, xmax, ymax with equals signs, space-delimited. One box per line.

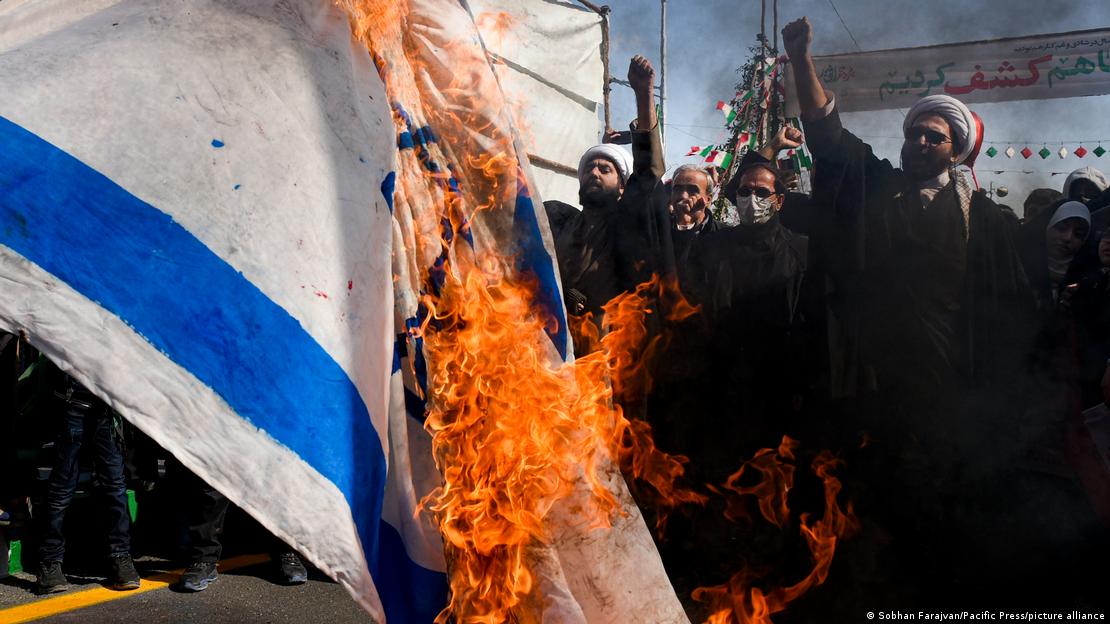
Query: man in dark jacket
xmin=553 ymin=55 xmax=669 ymax=322
xmin=781 ymin=16 xmax=1106 ymax=608
xmin=668 ymin=164 xmax=722 ymax=269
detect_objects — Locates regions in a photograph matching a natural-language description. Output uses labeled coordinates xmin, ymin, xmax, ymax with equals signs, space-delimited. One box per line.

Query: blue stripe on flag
xmin=377 ymin=521 xmax=449 ymax=622
xmin=0 ymin=116 xmax=445 ymax=621
xmin=381 ymin=171 xmax=396 ymax=214
xmin=512 ymin=181 xmax=569 ymax=360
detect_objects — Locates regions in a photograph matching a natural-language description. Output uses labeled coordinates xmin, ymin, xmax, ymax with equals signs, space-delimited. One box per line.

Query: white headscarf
xmin=903 ymin=95 xmax=978 ymax=165
xmin=1063 ymin=166 xmax=1109 ymax=198
xmin=1046 ymin=200 xmax=1091 ymax=235
xmin=577 ymin=144 xmax=633 ymax=184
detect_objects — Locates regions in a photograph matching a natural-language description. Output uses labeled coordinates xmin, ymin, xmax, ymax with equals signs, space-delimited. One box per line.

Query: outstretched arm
xmin=629 ymin=55 xmax=657 ymax=131
xmin=627 ymin=55 xmax=665 ymax=179
xmin=782 ymin=17 xmax=828 ymax=119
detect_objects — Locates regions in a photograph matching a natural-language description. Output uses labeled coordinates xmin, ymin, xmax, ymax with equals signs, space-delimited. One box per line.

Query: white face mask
xmin=735 ymin=193 xmax=776 ymax=225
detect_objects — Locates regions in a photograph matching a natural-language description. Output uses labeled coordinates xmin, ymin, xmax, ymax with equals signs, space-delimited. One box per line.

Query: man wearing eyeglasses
xmin=782 ymin=15 xmax=1033 ymax=400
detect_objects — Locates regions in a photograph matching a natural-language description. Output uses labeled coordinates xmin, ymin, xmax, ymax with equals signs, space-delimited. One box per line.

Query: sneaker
xmin=36 ymin=560 xmax=68 ymax=594
xmin=107 ymin=553 xmax=141 ymax=590
xmin=276 ymin=551 xmax=307 ymax=585
xmin=179 ymin=561 xmax=218 ymax=592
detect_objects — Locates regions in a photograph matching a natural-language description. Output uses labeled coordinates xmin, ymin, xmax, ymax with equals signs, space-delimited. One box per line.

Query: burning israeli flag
xmin=0 ymin=0 xmax=686 ymax=622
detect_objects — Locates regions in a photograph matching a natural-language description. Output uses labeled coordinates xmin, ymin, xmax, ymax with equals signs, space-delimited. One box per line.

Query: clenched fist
xmin=628 ymin=55 xmax=655 ymax=96
xmin=782 ymin=17 xmax=813 ymax=62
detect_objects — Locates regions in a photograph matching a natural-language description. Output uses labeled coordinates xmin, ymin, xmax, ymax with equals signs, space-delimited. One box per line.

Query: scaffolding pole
xmin=659 ymin=0 xmax=667 ymax=152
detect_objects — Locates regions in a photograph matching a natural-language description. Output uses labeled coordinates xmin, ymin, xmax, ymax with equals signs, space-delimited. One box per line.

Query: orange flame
xmin=339 ymin=4 xmax=857 ymax=623
xmin=571 ymin=277 xmax=710 ymax=537
xmin=475 ymin=11 xmax=516 ymax=53
xmin=712 ymin=436 xmax=799 ymax=529
xmin=693 ymin=448 xmax=860 ymax=624
xmin=338 ymin=3 xmax=708 ymax=620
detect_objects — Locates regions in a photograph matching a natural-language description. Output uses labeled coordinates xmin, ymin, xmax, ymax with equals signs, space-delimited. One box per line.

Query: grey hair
xmin=671 ymin=164 xmax=714 ymax=195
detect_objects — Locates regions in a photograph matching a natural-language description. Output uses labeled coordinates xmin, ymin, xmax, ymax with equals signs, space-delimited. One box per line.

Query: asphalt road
xmin=0 ymin=555 xmax=375 ymax=624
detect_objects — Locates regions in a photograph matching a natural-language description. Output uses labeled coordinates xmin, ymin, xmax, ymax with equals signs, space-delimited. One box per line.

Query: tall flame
xmin=338 ymin=3 xmax=857 ymax=623
xmin=338 ymin=2 xmax=706 ymax=621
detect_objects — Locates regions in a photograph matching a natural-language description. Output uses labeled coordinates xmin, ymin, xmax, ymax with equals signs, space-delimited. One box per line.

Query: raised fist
xmin=770 ymin=126 xmax=805 ymax=152
xmin=628 ymin=55 xmax=655 ymax=95
xmin=781 ymin=17 xmax=812 ymax=62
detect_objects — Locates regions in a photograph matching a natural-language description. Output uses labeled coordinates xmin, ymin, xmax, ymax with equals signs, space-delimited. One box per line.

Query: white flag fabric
xmin=0 ymin=0 xmax=686 ymax=621
xmin=0 ymin=0 xmax=444 ymax=620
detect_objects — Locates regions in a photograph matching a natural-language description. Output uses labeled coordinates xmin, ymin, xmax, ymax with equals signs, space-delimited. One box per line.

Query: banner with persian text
xmin=784 ymin=28 xmax=1110 ymax=114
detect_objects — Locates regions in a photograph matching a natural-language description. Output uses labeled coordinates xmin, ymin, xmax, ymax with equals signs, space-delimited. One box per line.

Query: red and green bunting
xmin=982 ymin=143 xmax=1107 ymax=159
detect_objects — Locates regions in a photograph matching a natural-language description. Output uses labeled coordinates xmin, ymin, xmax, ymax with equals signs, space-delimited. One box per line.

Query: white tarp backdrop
xmin=468 ymin=0 xmax=605 ymax=205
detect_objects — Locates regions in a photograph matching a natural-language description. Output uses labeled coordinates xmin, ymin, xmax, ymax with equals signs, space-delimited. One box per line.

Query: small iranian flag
xmin=716 ymin=100 xmax=736 ymax=124
xmin=686 ymin=146 xmax=702 ymax=156
xmin=705 ymin=150 xmax=733 ymax=169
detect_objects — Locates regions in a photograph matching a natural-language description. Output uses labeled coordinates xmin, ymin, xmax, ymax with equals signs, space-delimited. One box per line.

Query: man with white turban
xmin=550 ymin=55 xmax=668 ymax=321
xmin=777 ymin=16 xmax=1070 ymax=611
xmin=782 ymin=16 xmax=1028 ymax=397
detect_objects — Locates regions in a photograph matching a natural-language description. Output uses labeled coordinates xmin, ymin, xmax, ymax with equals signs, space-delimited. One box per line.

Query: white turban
xmin=1063 ymin=166 xmax=1109 ymax=198
xmin=577 ymin=144 xmax=633 ymax=184
xmin=903 ymin=95 xmax=979 ymax=166
xmin=1046 ymin=200 xmax=1091 ymax=236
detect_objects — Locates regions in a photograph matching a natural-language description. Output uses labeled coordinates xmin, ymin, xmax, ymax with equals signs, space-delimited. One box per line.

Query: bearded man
xmin=553 ymin=55 xmax=668 ymax=320
xmin=773 ymin=17 xmax=1101 ymax=610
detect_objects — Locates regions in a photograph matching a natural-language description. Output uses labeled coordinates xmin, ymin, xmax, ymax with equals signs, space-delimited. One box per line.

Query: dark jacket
xmin=672 ymin=209 xmax=725 ymax=286
xmin=802 ymin=106 xmax=1034 ymax=398
xmin=554 ymin=123 xmax=669 ymax=318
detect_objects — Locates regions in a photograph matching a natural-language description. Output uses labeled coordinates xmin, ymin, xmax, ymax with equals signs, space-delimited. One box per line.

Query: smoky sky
xmin=604 ymin=0 xmax=1110 ymax=214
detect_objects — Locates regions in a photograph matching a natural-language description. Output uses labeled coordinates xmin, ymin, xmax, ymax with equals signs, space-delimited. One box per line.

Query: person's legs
xmin=186 ymin=475 xmax=229 ymax=564
xmin=35 ymin=405 xmax=84 ymax=593
xmin=90 ymin=413 xmax=139 ymax=589
xmin=177 ymin=466 xmax=229 ymax=591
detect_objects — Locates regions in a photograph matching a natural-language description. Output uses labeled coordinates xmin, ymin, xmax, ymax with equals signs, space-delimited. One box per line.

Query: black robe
xmin=657 ymin=216 xmax=812 ymax=474
xmin=553 ymin=124 xmax=670 ymax=320
xmin=647 ymin=217 xmax=823 ymax=614
xmin=794 ymin=107 xmax=1110 ymax=608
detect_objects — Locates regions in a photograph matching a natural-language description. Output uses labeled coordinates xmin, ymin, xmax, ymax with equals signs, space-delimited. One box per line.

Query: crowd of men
xmin=547 ymin=16 xmax=1110 ymax=616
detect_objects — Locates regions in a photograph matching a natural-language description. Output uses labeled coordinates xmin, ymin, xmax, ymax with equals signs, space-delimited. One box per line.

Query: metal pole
xmin=773 ymin=0 xmax=779 ymax=50
xmin=659 ymin=0 xmax=667 ymax=153
xmin=760 ymin=0 xmax=766 ymax=48
xmin=600 ymin=9 xmax=612 ymax=132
